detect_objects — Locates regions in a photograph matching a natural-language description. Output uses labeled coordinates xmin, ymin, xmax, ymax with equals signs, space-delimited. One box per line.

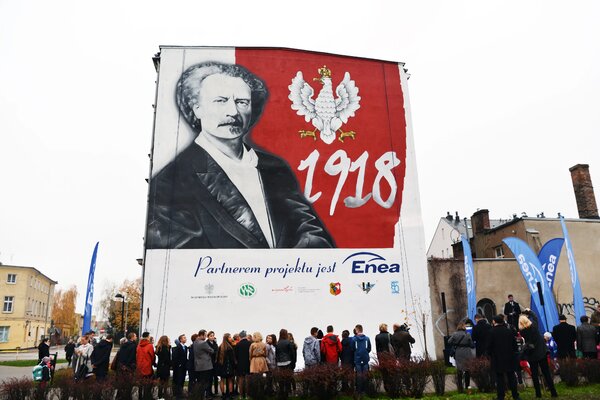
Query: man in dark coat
xmin=146 ymin=61 xmax=334 ymax=250
xmin=172 ymin=334 xmax=188 ymax=399
xmin=577 ymin=316 xmax=598 ymax=359
xmin=116 ymin=332 xmax=137 ymax=374
xmin=390 ymin=323 xmax=415 ymax=360
xmin=471 ymin=314 xmax=492 ymax=357
xmin=91 ymin=335 xmax=113 ymax=381
xmin=37 ymin=338 xmax=50 ymax=363
xmin=552 ymin=314 xmax=577 ymax=358
xmin=64 ymin=340 xmax=76 ymax=364
xmin=487 ymin=315 xmax=521 ymax=400
xmin=503 ymin=295 xmax=521 ymax=329
xmin=235 ymin=331 xmax=252 ymax=398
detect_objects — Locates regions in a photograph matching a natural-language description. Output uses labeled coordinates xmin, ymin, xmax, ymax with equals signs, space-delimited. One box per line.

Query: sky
xmin=1 ymin=0 xmax=599 ymax=313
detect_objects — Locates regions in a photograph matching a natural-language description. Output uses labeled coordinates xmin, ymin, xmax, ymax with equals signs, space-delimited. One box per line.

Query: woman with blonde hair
xmin=155 ymin=335 xmax=171 ymax=397
xmin=518 ymin=314 xmax=558 ymax=398
xmin=249 ymin=332 xmax=268 ymax=374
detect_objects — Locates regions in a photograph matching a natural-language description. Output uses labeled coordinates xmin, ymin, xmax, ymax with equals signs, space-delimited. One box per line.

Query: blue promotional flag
xmin=461 ymin=236 xmax=477 ymax=321
xmin=560 ymin=216 xmax=586 ymax=326
xmin=503 ymin=238 xmax=559 ymax=333
xmin=82 ymin=242 xmax=99 ymax=335
xmin=530 ymin=238 xmax=564 ymax=332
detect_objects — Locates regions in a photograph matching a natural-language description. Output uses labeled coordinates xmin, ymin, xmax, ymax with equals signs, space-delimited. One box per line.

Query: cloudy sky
xmin=1 ymin=0 xmax=598 ymax=312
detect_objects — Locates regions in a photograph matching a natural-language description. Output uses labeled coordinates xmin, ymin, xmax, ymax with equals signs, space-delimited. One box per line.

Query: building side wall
xmin=0 ymin=266 xmax=56 ymax=349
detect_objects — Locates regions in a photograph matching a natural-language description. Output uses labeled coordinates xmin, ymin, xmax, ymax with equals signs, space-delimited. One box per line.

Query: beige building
xmin=427 ymin=164 xmax=600 ymax=359
xmin=0 ymin=265 xmax=57 ymax=350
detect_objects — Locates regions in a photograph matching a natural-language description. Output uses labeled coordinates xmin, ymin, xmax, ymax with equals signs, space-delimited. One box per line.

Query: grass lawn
xmin=0 ymin=359 xmax=68 ymax=367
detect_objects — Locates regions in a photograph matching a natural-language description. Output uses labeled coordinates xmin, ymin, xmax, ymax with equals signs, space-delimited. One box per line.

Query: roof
xmin=0 ymin=265 xmax=58 ymax=284
xmin=439 ymin=216 xmax=507 ymax=238
xmin=486 ymin=216 xmax=600 ymax=233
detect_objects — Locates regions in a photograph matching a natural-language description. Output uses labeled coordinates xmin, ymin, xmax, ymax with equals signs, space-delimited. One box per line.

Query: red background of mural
xmin=236 ymin=49 xmax=407 ymax=248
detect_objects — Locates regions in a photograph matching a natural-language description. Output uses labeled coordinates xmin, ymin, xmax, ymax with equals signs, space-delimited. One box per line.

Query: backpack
xmin=32 ymin=363 xmax=50 ymax=382
xmin=32 ymin=365 xmax=43 ymax=381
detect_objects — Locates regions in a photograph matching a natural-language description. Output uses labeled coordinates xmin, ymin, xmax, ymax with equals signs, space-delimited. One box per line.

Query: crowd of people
xmin=447 ymin=296 xmax=600 ymax=400
xmin=57 ymin=322 xmax=415 ymax=399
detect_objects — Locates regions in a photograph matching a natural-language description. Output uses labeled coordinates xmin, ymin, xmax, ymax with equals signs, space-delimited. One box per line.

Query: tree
xmin=51 ymin=286 xmax=78 ymax=339
xmin=99 ymin=278 xmax=141 ymax=338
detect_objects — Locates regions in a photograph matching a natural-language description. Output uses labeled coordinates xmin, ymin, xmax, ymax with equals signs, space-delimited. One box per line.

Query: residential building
xmin=427 ymin=164 xmax=599 ymax=359
xmin=0 ymin=265 xmax=57 ymax=350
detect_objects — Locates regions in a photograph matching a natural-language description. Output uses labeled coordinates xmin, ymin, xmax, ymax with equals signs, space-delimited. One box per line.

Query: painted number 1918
xmin=298 ymin=150 xmax=401 ymax=216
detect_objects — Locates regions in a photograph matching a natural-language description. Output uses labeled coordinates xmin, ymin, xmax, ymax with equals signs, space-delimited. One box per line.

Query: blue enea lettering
xmin=343 ymin=252 xmax=400 ymax=274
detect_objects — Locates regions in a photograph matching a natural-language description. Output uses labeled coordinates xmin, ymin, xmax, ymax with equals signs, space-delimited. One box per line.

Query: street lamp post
xmin=115 ymin=293 xmax=126 ymax=339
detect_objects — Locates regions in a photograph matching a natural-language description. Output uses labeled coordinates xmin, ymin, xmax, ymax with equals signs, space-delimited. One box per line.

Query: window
xmin=494 ymin=246 xmax=505 ymax=258
xmin=7 ymin=274 xmax=16 ymax=284
xmin=0 ymin=327 xmax=9 ymax=342
xmin=3 ymin=296 xmax=14 ymax=313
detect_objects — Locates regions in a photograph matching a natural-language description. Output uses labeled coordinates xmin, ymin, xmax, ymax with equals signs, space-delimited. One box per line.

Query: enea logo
xmin=330 ymin=282 xmax=341 ymax=296
xmin=239 ymin=283 xmax=256 ymax=298
xmin=343 ymin=252 xmax=400 ymax=274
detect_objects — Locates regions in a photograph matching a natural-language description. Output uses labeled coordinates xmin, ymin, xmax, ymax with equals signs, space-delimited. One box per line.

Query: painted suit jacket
xmin=146 ymin=143 xmax=334 ymax=249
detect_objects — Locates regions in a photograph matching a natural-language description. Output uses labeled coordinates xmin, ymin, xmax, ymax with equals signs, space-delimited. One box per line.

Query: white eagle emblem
xmin=288 ymin=66 xmax=361 ymax=144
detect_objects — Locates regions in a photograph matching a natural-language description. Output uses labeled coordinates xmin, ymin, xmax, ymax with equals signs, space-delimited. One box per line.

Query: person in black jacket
xmin=64 ymin=339 xmax=76 ymax=364
xmin=172 ymin=334 xmax=188 ymax=399
xmin=471 ymin=314 xmax=492 ymax=357
xmin=391 ymin=323 xmax=415 ymax=360
xmin=116 ymin=332 xmax=137 ymax=374
xmin=375 ymin=323 xmax=393 ymax=360
xmin=235 ymin=331 xmax=252 ymax=399
xmin=552 ymin=314 xmax=577 ymax=358
xmin=155 ymin=336 xmax=172 ymax=398
xmin=188 ymin=333 xmax=199 ymax=394
xmin=487 ymin=315 xmax=521 ymax=400
xmin=91 ymin=335 xmax=113 ymax=381
xmin=38 ymin=338 xmax=50 ymax=363
xmin=207 ymin=331 xmax=219 ymax=396
xmin=503 ymin=295 xmax=522 ymax=329
xmin=275 ymin=329 xmax=296 ymax=396
xmin=519 ymin=315 xmax=557 ymax=398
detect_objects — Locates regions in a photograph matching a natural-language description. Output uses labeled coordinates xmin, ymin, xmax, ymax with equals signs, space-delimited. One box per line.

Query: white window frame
xmin=3 ymin=296 xmax=14 ymax=313
xmin=494 ymin=246 xmax=505 ymax=259
xmin=6 ymin=274 xmax=16 ymax=284
xmin=0 ymin=326 xmax=9 ymax=342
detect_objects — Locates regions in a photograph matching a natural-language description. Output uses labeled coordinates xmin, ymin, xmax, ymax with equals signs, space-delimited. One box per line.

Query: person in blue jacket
xmin=352 ymin=324 xmax=372 ymax=394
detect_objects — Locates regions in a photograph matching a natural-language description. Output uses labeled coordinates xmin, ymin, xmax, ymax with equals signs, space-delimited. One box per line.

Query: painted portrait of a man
xmin=146 ymin=62 xmax=335 ymax=249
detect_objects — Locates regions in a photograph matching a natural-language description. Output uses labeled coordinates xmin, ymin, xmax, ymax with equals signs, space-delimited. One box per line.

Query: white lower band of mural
xmin=142 ymin=245 xmax=435 ymax=365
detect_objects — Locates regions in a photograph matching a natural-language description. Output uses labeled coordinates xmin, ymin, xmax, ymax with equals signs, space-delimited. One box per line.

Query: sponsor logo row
xmin=194 ymin=281 xmax=402 ymax=300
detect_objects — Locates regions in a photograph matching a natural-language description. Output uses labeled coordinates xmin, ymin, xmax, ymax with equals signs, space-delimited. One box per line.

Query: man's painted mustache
xmin=218 ymin=116 xmax=243 ymax=128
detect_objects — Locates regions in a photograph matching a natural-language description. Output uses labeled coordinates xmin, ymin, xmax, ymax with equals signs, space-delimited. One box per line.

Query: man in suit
xmin=235 ymin=330 xmax=252 ymax=399
xmin=172 ymin=334 xmax=188 ymax=399
xmin=552 ymin=314 xmax=577 ymax=358
xmin=503 ymin=294 xmax=521 ymax=329
xmin=193 ymin=330 xmax=214 ymax=398
xmin=146 ymin=61 xmax=334 ymax=250
xmin=471 ymin=314 xmax=492 ymax=357
xmin=487 ymin=315 xmax=521 ymax=400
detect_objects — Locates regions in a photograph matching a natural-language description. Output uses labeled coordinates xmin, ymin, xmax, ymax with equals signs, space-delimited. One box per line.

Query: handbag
xmin=449 ymin=334 xmax=465 ymax=358
xmin=75 ymin=357 xmax=90 ymax=380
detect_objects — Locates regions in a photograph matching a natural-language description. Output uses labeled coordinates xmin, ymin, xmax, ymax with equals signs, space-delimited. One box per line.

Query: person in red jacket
xmin=136 ymin=332 xmax=156 ymax=378
xmin=320 ymin=325 xmax=342 ymax=364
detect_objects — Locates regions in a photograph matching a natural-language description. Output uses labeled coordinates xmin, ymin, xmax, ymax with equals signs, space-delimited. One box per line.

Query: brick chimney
xmin=471 ymin=209 xmax=490 ymax=234
xmin=569 ymin=164 xmax=599 ymax=219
